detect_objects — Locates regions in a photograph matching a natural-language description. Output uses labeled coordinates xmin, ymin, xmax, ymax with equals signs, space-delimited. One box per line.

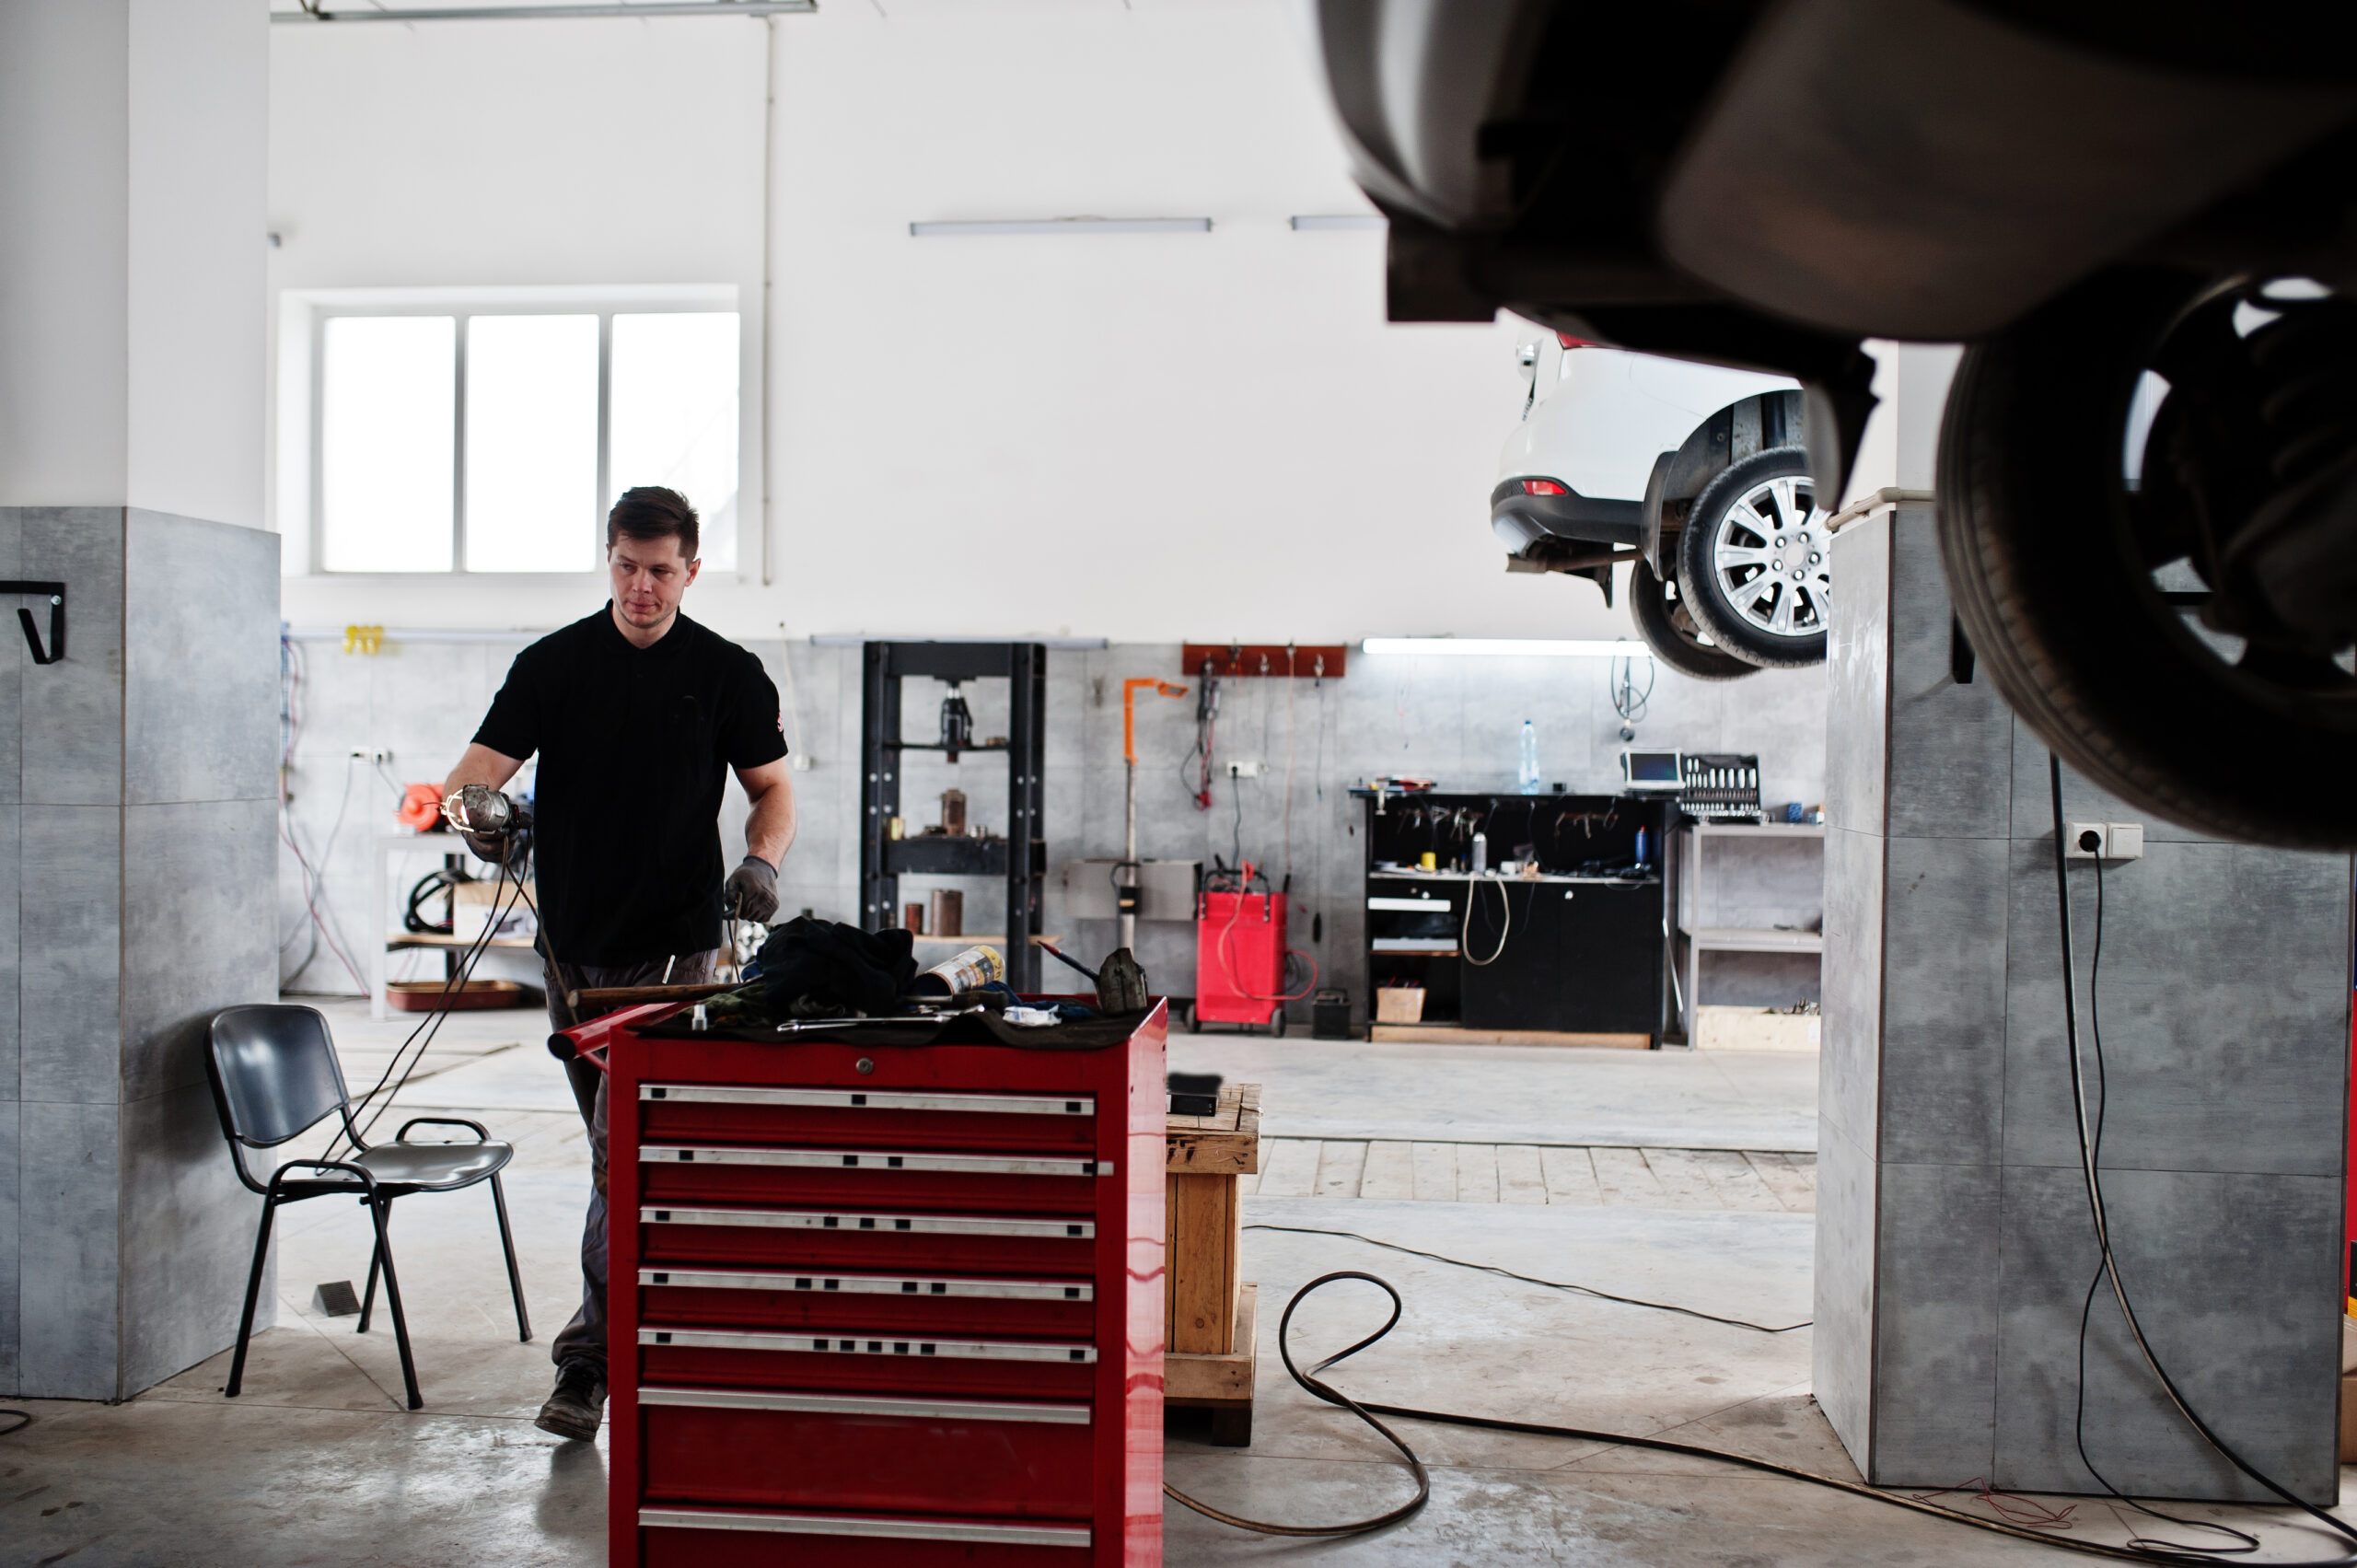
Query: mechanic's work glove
xmin=725 ymin=855 xmax=780 ymax=924
xmin=460 ymin=830 xmax=505 ymax=864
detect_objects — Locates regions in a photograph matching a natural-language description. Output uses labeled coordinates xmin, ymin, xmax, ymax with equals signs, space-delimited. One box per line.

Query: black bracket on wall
xmin=2 ymin=582 xmax=65 ymax=665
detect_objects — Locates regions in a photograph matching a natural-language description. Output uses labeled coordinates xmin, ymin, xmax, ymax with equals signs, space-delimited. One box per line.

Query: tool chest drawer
xmin=637 ymin=1202 xmax=1098 ymax=1274
xmin=597 ymin=1014 xmax=1167 ymax=1567
xmin=641 ymin=1506 xmax=1089 ymax=1566
xmin=639 ymin=1387 xmax=1094 ymax=1515
xmin=636 ymin=1143 xmax=1112 ymax=1213
xmin=638 ymin=1083 xmax=1098 ymax=1153
xmin=638 ymin=1324 xmax=1099 ymax=1400
xmin=638 ymin=1265 xmax=1096 ymax=1336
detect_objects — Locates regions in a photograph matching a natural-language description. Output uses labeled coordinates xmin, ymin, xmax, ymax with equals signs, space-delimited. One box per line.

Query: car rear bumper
xmin=1490 ymin=479 xmax=1643 ymax=553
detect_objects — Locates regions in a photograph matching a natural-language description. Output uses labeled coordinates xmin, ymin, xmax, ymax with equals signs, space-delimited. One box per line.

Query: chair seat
xmin=354 ymin=1139 xmax=515 ymax=1191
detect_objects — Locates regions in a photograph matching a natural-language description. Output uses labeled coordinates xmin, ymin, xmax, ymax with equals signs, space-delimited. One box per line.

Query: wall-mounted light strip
xmin=275 ymin=2 xmax=812 ymax=19
xmin=1288 ymin=215 xmax=1386 ymax=231
xmin=909 ymin=217 xmax=1213 ymax=238
xmin=1359 ymin=638 xmax=1652 ymax=658
xmin=808 ymin=634 xmax=1110 ymax=650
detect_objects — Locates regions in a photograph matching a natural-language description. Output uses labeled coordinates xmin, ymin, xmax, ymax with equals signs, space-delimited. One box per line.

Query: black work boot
xmin=535 ymin=1360 xmax=608 ymax=1441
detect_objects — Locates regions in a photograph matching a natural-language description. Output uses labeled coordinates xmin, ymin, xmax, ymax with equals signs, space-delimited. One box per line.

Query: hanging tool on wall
xmin=1120 ymin=678 xmax=1189 ymax=951
xmin=2 ymin=581 xmax=65 ymax=665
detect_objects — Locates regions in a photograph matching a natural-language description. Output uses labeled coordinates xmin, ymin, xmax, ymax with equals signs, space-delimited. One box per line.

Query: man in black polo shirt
xmin=443 ymin=485 xmax=795 ymax=1441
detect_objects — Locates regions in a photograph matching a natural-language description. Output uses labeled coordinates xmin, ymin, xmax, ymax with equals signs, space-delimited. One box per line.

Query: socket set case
xmin=568 ymin=1001 xmax=1167 ymax=1566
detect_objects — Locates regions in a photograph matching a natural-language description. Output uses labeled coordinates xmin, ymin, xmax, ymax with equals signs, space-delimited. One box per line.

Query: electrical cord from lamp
xmin=330 ymin=858 xmax=528 ymax=1154
xmin=1164 ymin=1270 xmax=2355 ymax=1562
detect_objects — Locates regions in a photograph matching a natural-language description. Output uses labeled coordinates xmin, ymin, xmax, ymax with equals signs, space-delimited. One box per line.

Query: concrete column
xmin=1817 ymin=501 xmax=2351 ymax=1501
xmin=0 ymin=1 xmax=275 ymax=1401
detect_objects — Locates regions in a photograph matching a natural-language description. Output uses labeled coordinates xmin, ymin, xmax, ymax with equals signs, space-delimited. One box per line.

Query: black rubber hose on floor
xmin=1163 ymin=1272 xmax=2355 ymax=1562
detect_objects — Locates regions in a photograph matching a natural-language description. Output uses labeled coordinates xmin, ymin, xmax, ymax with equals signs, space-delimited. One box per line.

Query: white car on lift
xmin=1492 ymin=329 xmax=1827 ymax=678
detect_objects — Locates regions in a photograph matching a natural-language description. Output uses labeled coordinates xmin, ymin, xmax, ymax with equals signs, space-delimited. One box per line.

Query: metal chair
xmin=205 ymin=1003 xmax=530 ymax=1411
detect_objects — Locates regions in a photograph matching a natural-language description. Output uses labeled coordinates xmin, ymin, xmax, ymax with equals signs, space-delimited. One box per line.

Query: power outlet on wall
xmin=1226 ymin=760 xmax=1268 ymax=779
xmin=2065 ymin=821 xmax=2144 ymax=860
xmin=348 ymin=746 xmax=394 ymax=765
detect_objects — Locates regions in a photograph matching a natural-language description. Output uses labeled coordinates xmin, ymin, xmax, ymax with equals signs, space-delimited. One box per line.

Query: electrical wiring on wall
xmin=2040 ymin=754 xmax=2355 ymax=1563
xmin=277 ymin=633 xmax=371 ymax=994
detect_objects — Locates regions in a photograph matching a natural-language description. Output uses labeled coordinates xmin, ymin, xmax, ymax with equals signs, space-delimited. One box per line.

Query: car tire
xmin=1677 ymin=447 xmax=1831 ymax=668
xmin=1628 ymin=560 xmax=1759 ymax=680
xmin=1938 ymin=269 xmax=2357 ymax=849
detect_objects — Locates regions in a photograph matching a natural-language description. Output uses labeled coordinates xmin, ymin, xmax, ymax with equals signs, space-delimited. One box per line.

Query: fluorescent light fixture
xmin=809 ymin=634 xmax=1110 ymax=650
xmin=1289 ymin=215 xmax=1387 ymax=231
xmin=1359 ymin=637 xmax=1652 ymax=658
xmin=909 ymin=217 xmax=1213 ymax=238
xmin=276 ymin=2 xmax=812 ymax=18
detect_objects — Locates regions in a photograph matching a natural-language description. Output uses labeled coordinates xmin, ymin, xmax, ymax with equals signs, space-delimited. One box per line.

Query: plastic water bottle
xmin=1517 ymin=719 xmax=1541 ymax=794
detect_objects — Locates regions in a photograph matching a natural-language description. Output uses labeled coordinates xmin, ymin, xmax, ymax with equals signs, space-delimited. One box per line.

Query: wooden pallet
xmin=1166 ymin=1083 xmax=1260 ymax=1446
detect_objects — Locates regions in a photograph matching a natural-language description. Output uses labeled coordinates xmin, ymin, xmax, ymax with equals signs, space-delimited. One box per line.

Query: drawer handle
xmin=641 ymin=1506 xmax=1091 ymax=1549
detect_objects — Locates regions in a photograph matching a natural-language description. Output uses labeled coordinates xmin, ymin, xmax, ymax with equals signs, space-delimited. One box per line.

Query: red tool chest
xmin=1195 ymin=889 xmax=1287 ymax=1027
xmin=569 ymin=1001 xmax=1167 ymax=1566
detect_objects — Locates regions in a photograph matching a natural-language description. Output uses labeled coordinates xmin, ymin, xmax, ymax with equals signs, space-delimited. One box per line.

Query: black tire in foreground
xmin=1938 ymin=269 xmax=2357 ymax=849
xmin=1628 ymin=559 xmax=1759 ymax=680
xmin=1676 ymin=447 xmax=1830 ymax=668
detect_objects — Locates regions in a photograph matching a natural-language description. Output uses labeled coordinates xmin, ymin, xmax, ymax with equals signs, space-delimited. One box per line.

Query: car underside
xmin=1318 ymin=0 xmax=2357 ymax=846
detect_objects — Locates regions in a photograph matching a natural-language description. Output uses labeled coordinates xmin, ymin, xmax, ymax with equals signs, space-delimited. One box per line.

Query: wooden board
xmin=1180 ymin=644 xmax=1347 ymax=680
xmin=1370 ymin=1025 xmax=1651 ymax=1049
xmin=1166 ymin=1173 xmax=1241 ymax=1354
xmin=1165 ymin=1283 xmax=1257 ymax=1405
xmin=1167 ymin=1083 xmax=1261 ymax=1174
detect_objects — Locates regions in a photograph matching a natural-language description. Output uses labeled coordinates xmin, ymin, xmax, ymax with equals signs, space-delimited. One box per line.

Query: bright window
xmin=320 ymin=316 xmax=456 ymax=573
xmin=610 ymin=313 xmax=742 ymax=558
xmin=310 ymin=305 xmax=741 ymax=574
xmin=466 ymin=314 xmax=599 ymax=573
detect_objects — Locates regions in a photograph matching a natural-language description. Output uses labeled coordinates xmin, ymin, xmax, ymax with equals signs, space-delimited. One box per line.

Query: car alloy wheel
xmin=1677 ymin=447 xmax=1829 ymax=667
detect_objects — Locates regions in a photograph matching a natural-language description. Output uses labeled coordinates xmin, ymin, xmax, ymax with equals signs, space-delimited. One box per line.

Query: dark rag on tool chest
xmin=753 ymin=917 xmax=919 ymax=1016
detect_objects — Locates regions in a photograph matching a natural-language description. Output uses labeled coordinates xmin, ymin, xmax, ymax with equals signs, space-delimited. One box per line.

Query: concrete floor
xmin=5 ymin=1005 xmax=2350 ymax=1565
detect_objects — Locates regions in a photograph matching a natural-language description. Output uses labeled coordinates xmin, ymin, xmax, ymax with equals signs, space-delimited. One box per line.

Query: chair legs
xmin=491 ymin=1173 xmax=532 ymax=1342
xmin=225 ymin=1196 xmax=279 ymax=1399
xmin=358 ymin=1223 xmax=383 ymax=1334
xmin=366 ymin=1197 xmax=424 ymax=1411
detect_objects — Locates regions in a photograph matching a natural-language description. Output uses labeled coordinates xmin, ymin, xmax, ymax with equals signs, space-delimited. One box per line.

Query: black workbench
xmin=1360 ymin=791 xmax=1672 ymax=1042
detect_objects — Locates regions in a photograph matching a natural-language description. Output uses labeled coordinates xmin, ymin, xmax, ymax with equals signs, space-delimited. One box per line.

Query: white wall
xmin=1841 ymin=340 xmax=1963 ymax=503
xmin=266 ymin=0 xmax=1625 ymax=643
xmin=0 ymin=0 xmax=266 ymax=520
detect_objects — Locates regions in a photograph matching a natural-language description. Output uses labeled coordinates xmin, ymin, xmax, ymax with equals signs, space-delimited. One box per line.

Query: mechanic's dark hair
xmin=606 ymin=486 xmax=699 ymax=560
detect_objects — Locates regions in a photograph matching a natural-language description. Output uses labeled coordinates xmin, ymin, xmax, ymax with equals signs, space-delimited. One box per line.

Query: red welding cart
xmin=563 ymin=998 xmax=1167 ymax=1567
xmin=1190 ymin=867 xmax=1289 ymax=1035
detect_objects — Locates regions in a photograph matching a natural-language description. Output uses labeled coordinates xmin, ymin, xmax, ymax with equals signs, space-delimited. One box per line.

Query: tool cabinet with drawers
xmin=578 ymin=1002 xmax=1167 ymax=1567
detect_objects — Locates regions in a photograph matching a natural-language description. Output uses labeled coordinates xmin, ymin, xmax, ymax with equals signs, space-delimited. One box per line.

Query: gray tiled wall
xmin=0 ymin=507 xmax=279 ymax=1401
xmin=1818 ymin=505 xmax=2351 ymax=1501
xmin=281 ymin=631 xmax=1835 ymax=1025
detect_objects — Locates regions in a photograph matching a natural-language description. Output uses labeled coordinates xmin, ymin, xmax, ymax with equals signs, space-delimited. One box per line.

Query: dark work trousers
xmin=544 ymin=948 xmax=722 ymax=1376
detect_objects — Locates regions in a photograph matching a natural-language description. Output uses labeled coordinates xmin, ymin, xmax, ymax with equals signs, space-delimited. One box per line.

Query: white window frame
xmin=274 ymin=284 xmax=751 ymax=578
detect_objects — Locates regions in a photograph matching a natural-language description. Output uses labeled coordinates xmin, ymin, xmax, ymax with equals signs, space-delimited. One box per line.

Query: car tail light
xmin=1523 ymin=480 xmax=1568 ymax=496
xmin=1555 ymin=333 xmax=1597 ymax=350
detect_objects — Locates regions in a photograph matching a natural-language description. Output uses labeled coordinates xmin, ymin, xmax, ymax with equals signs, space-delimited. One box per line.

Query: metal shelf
xmin=859 ymin=642 xmax=1048 ymax=990
xmin=1682 ymin=925 xmax=1823 ymax=953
